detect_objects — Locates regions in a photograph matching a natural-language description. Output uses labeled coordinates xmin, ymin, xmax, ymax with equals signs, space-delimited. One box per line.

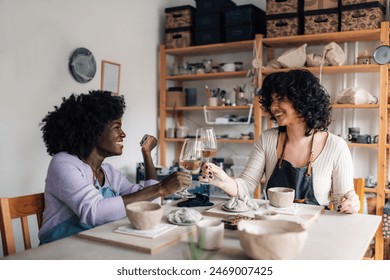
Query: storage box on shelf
xmin=166 ymin=87 xmax=186 ymax=107
xmin=165 ymin=5 xmax=196 ymax=29
xmin=165 ymin=5 xmax=196 ymax=49
xmin=304 ymin=0 xmax=339 ymax=11
xmin=341 ymin=0 xmax=386 ymax=7
xmin=194 ymin=27 xmax=224 ymax=45
xmin=266 ymin=0 xmax=301 ymax=15
xmin=224 ymin=4 xmax=266 ymax=42
xmin=304 ymin=8 xmax=340 ymax=34
xmin=259 ymin=21 xmax=390 ymax=260
xmin=195 ymin=0 xmax=236 ymax=13
xmin=165 ymin=27 xmax=193 ymax=49
xmin=195 ymin=12 xmax=224 ymax=29
xmin=266 ymin=12 xmax=303 ymax=37
xmin=341 ymin=1 xmax=386 ymax=31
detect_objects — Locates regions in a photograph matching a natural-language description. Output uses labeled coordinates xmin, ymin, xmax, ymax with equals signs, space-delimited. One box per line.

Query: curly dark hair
xmin=258 ymin=69 xmax=332 ymax=136
xmin=40 ymin=90 xmax=126 ymax=158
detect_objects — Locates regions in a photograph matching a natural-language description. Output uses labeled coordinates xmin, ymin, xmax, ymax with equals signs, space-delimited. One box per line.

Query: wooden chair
xmin=328 ymin=178 xmax=365 ymax=213
xmin=353 ymin=178 xmax=365 ymax=214
xmin=0 ymin=193 xmax=45 ymax=256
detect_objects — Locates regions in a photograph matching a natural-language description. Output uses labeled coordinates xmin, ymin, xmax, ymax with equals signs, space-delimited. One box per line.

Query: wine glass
xmin=177 ymin=138 xmax=202 ymax=198
xmin=196 ymin=127 xmax=218 ymax=162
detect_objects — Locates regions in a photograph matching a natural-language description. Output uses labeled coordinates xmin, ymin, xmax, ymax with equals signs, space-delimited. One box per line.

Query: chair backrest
xmin=0 ymin=193 xmax=45 ymax=256
xmin=353 ymin=178 xmax=365 ymax=214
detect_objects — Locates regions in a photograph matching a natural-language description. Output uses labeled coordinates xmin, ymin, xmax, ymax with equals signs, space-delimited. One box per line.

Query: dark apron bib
xmin=266 ymin=132 xmax=320 ymax=206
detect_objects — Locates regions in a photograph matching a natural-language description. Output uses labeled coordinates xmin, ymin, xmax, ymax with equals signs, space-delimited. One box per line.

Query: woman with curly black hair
xmin=38 ymin=90 xmax=191 ymax=244
xmin=200 ymin=70 xmax=359 ymax=214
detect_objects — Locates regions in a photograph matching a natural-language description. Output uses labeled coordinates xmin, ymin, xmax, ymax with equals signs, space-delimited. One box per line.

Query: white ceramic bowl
xmin=267 ymin=187 xmax=295 ymax=208
xmin=237 ymin=220 xmax=307 ymax=260
xmin=126 ymin=201 xmax=162 ymax=230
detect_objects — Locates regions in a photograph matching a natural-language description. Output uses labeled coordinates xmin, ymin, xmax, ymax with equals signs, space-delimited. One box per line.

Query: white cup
xmin=196 ymin=219 xmax=224 ymax=251
xmin=222 ymin=63 xmax=236 ymax=72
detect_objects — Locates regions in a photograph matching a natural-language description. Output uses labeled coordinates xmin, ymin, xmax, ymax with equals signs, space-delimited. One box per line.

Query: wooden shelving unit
xmin=159 ymin=37 xmax=265 ymax=166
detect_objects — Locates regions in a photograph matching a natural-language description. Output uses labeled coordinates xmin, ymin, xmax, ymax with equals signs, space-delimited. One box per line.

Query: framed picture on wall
xmin=101 ymin=60 xmax=121 ymax=95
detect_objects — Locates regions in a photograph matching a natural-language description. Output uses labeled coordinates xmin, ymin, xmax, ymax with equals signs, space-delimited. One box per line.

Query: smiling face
xmin=270 ymin=93 xmax=303 ymax=127
xmin=96 ymin=119 xmax=126 ymax=157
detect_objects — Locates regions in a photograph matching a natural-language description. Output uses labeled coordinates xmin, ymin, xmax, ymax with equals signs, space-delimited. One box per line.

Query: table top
xmin=3 ymin=200 xmax=381 ymax=260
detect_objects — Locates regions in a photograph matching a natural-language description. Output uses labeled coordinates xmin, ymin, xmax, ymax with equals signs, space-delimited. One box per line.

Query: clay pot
xmin=238 ymin=220 xmax=307 ymax=260
xmin=126 ymin=201 xmax=162 ymax=230
xmin=267 ymin=187 xmax=295 ymax=208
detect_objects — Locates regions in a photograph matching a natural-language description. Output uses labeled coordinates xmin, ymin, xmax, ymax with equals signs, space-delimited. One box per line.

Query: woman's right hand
xmin=199 ymin=163 xmax=238 ymax=196
xmin=159 ymin=171 xmax=192 ymax=196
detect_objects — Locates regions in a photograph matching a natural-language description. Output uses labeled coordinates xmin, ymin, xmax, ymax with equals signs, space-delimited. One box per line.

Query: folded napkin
xmin=177 ymin=193 xmax=214 ymax=207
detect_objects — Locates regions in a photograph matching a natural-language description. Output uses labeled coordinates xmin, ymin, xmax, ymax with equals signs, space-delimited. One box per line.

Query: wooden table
xmin=2 ymin=200 xmax=381 ymax=260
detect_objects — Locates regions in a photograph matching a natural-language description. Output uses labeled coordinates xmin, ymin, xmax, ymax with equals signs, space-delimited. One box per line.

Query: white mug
xmin=222 ymin=63 xmax=236 ymax=72
xmin=196 ymin=219 xmax=224 ymax=250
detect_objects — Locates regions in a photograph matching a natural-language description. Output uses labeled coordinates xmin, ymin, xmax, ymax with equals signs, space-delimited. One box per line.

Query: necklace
xmin=79 ymin=156 xmax=104 ymax=185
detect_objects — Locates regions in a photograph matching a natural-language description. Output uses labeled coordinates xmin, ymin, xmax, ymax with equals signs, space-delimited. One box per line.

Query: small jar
xmin=195 ymin=64 xmax=205 ymax=74
xmin=235 ymin=61 xmax=243 ymax=71
xmin=203 ymin=58 xmax=212 ymax=73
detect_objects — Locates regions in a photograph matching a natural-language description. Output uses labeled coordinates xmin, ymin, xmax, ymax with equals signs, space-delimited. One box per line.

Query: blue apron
xmin=266 ymin=132 xmax=320 ymax=206
xmin=40 ymin=169 xmax=117 ymax=244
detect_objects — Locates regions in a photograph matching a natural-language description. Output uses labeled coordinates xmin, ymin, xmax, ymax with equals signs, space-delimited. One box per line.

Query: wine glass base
xmin=176 ymin=190 xmax=196 ymax=198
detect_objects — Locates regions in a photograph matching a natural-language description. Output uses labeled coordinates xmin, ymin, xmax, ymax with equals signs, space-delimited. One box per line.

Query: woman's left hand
xmin=338 ymin=190 xmax=360 ymax=214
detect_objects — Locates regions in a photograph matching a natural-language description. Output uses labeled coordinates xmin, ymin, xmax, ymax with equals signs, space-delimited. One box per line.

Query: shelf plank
xmin=165 ymin=70 xmax=248 ymax=81
xmin=164 ymin=40 xmax=254 ymax=56
xmin=262 ymin=28 xmax=381 ymax=48
xmin=165 ymin=105 xmax=253 ymax=111
xmin=348 ymin=143 xmax=378 ymax=148
xmin=262 ymin=64 xmax=380 ymax=75
xmin=332 ymin=104 xmax=379 ymax=109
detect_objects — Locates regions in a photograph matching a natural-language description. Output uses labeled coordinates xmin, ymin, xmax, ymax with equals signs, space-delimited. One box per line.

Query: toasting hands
xmin=159 ymin=171 xmax=192 ymax=196
xmin=198 ymin=162 xmax=238 ymax=196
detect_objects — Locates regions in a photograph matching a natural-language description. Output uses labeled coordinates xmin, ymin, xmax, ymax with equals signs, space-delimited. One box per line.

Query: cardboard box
xmin=304 ymin=0 xmax=339 ymax=11
xmin=304 ymin=8 xmax=340 ymax=34
xmin=266 ymin=0 xmax=301 ymax=15
xmin=341 ymin=2 xmax=386 ymax=32
xmin=165 ymin=27 xmax=192 ymax=49
xmin=166 ymin=87 xmax=186 ymax=107
xmin=266 ymin=13 xmax=303 ymax=37
xmin=165 ymin=5 xmax=196 ymax=29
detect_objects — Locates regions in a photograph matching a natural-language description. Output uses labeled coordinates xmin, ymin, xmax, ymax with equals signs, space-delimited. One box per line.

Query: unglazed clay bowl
xmin=267 ymin=187 xmax=295 ymax=208
xmin=237 ymin=220 xmax=307 ymax=260
xmin=126 ymin=201 xmax=162 ymax=230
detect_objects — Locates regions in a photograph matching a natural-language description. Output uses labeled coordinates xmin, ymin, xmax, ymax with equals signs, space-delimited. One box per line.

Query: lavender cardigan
xmin=38 ymin=152 xmax=158 ymax=240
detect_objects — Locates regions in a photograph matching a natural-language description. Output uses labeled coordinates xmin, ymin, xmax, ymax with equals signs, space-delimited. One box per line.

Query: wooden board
xmin=78 ymin=217 xmax=196 ymax=255
xmin=204 ymin=199 xmax=324 ymax=228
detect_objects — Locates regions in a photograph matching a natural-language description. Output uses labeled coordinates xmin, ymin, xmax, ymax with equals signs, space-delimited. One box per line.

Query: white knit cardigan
xmin=235 ymin=128 xmax=355 ymax=208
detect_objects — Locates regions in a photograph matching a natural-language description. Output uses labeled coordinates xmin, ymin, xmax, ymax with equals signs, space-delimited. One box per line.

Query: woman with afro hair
xmin=38 ymin=90 xmax=191 ymax=244
xmin=200 ymin=70 xmax=360 ymax=214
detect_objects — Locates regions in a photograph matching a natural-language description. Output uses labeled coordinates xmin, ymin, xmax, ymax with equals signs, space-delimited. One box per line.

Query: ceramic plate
xmin=69 ymin=47 xmax=96 ymax=83
xmin=168 ymin=219 xmax=200 ymax=226
xmin=222 ymin=204 xmax=250 ymax=213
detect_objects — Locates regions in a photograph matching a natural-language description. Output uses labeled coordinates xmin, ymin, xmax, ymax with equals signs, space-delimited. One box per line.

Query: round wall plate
xmin=69 ymin=47 xmax=96 ymax=83
xmin=373 ymin=45 xmax=390 ymax=65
